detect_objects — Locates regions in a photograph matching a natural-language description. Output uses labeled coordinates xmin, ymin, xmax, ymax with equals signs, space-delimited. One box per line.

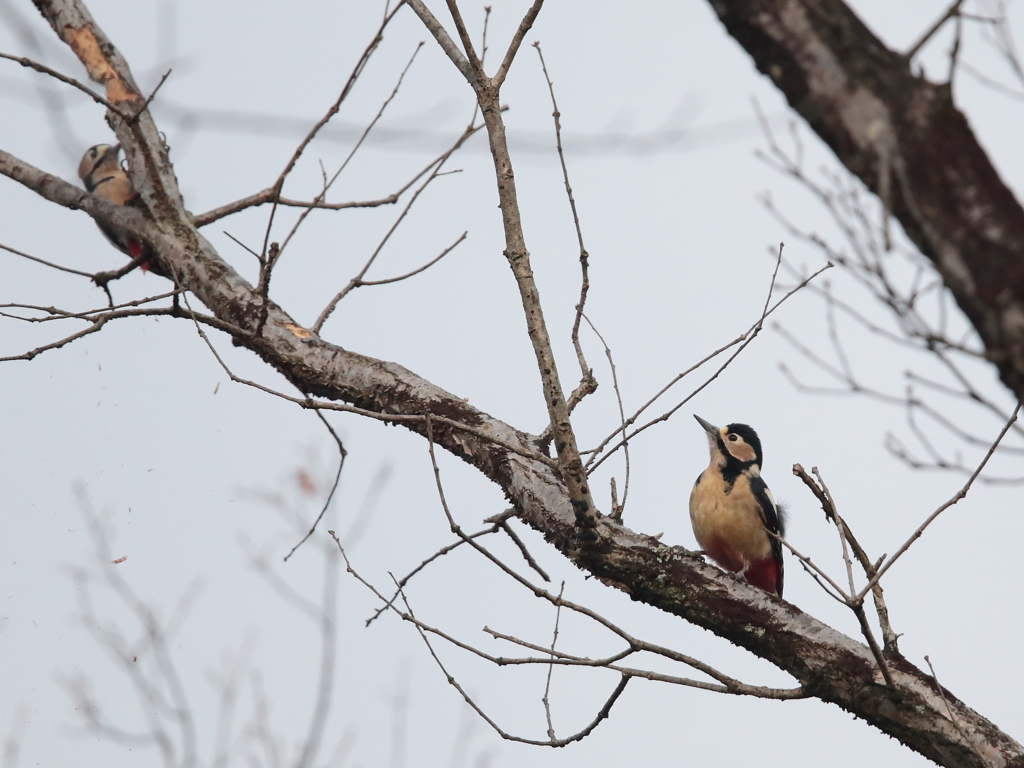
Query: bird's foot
xmin=724 ymin=566 xmax=752 ymax=587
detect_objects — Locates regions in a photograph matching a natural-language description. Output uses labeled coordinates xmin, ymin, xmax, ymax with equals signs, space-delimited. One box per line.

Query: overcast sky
xmin=2 ymin=2 xmax=1023 ymax=766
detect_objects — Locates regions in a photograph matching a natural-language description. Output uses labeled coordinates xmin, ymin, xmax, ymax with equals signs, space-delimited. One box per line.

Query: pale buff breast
xmin=92 ymin=172 xmax=135 ymax=206
xmin=689 ymin=469 xmax=772 ymax=568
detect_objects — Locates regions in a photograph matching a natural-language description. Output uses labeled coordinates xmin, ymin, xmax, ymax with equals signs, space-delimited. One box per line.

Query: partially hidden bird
xmin=689 ymin=414 xmax=785 ymax=597
xmin=77 ymin=143 xmax=157 ymax=273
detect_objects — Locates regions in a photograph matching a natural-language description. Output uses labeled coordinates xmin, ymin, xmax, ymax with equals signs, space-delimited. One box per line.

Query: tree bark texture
xmin=707 ymin=0 xmax=1024 ymax=401
xmin=0 ymin=1 xmax=1019 ymax=765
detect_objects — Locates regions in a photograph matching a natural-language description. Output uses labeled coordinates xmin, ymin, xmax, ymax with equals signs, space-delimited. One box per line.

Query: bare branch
xmin=493 ymin=0 xmax=544 ymax=88
xmin=0 ymin=240 xmax=93 ymax=277
xmin=924 ymin=655 xmax=971 ymax=743
xmin=859 ymin=401 xmax=1022 ymax=600
xmin=0 ymin=306 xmax=178 ymax=363
xmin=404 ymin=0 xmax=477 ymax=84
xmin=312 ymin=123 xmax=478 ymax=333
xmin=444 ymin=0 xmax=486 ymax=81
xmin=542 ymin=581 xmax=565 ymax=741
xmin=905 ymin=0 xmax=966 ymax=61
xmin=257 ymin=2 xmax=405 ymax=259
xmin=587 ymin=254 xmax=829 ymax=474
xmin=410 ymin=0 xmax=597 ymax=533
xmin=534 ymin=42 xmax=597 ymax=420
xmin=125 ymin=67 xmax=171 ymax=124
xmin=195 ymin=189 xmax=410 ymax=227
xmin=792 ymin=464 xmax=899 ymax=654
xmin=357 ymin=231 xmax=467 ymax=286
xmin=283 ymin=413 xmax=348 ymax=562
xmin=497 ymin=520 xmax=550 ymax=582
xmin=0 ymin=49 xmax=112 ymax=108
xmin=582 ymin=315 xmax=630 ymax=513
xmin=275 ymin=41 xmax=426 ymax=259
xmin=365 ymin=524 xmax=501 ymax=627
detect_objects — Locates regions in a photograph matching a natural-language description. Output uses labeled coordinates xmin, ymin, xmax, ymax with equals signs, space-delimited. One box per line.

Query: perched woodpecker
xmin=688 ymin=415 xmax=785 ymax=597
xmin=77 ymin=143 xmax=156 ymax=272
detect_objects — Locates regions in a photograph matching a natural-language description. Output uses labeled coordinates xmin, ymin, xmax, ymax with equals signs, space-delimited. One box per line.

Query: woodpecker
xmin=688 ymin=415 xmax=785 ymax=597
xmin=77 ymin=143 xmax=156 ymax=272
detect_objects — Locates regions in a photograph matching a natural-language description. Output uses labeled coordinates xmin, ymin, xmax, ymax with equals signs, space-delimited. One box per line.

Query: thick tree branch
xmin=709 ymin=0 xmax=1024 ymax=403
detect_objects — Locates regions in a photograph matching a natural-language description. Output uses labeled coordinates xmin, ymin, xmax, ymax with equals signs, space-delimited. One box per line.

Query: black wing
xmin=749 ymin=474 xmax=785 ymax=593
xmin=748 ymin=474 xmax=784 ymax=535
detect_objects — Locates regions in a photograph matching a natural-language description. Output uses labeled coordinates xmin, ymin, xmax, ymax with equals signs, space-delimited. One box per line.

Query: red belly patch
xmin=703 ymin=537 xmax=780 ymax=596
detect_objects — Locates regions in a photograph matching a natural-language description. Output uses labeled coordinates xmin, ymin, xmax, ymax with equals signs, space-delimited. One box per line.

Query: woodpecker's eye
xmin=727 ymin=434 xmax=738 ymax=442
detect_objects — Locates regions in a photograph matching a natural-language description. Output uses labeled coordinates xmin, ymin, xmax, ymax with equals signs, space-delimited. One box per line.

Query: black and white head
xmin=77 ymin=143 xmax=121 ymax=189
xmin=694 ymin=414 xmax=764 ymax=471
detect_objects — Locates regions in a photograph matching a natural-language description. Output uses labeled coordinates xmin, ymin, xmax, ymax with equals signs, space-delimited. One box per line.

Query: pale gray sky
xmin=2 ymin=2 xmax=1023 ymax=766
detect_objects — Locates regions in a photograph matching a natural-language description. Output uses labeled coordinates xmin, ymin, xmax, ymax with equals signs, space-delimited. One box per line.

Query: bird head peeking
xmin=694 ymin=414 xmax=763 ymax=473
xmin=77 ymin=143 xmax=122 ymax=191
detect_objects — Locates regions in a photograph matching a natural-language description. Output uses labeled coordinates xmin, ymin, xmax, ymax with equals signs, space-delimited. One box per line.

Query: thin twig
xmin=493 ymin=0 xmax=545 ymax=88
xmin=354 ymin=231 xmax=466 ymax=287
xmin=924 ymin=655 xmax=970 ymax=741
xmin=275 ymin=41 xmax=426 ymax=259
xmin=339 ymin=513 xmax=805 ymax=700
xmin=813 ymin=464 xmax=894 ymax=686
xmin=792 ymin=464 xmax=898 ymax=652
xmin=126 ymin=68 xmax=172 ymax=123
xmin=0 ymin=241 xmax=93 ymax=277
xmin=364 ymin=525 xmax=500 ymax=626
xmin=587 ymin=253 xmax=827 ymax=474
xmin=851 ymin=601 xmax=895 ymax=688
xmin=256 ymin=3 xmax=404 ymax=262
xmin=0 ymin=50 xmax=113 ymax=108
xmin=905 ymin=0 xmax=967 ymax=60
xmin=542 ymin=581 xmax=565 ymax=741
xmin=0 ymin=290 xmax=180 ymax=323
xmin=0 ymin=306 xmax=178 ymax=363
xmin=312 ymin=123 xmax=480 ymax=333
xmin=196 ymin=189 xmax=410 ymax=227
xmin=497 ymin=521 xmax=550 ymax=581
xmin=386 ymin=569 xmax=631 ymax=747
xmin=534 ymin=42 xmax=596 ymax=419
xmin=858 ymin=401 xmax=1022 ymax=600
xmin=283 ymin=412 xmax=348 ymax=562
xmin=583 ymin=315 xmax=630 ymax=511
xmin=769 ymin=531 xmax=848 ymax=602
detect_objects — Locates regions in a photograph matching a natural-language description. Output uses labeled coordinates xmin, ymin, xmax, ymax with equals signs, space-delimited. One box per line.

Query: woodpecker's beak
xmin=105 ymin=143 xmax=121 ymax=160
xmin=694 ymin=414 xmax=718 ymax=435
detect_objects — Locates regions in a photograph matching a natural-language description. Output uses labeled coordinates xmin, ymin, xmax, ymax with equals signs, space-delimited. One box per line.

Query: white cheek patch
xmin=724 ymin=439 xmax=756 ymax=463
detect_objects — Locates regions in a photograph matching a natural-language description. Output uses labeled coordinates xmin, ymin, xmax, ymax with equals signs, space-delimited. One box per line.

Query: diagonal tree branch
xmin=708 ymin=0 xmax=1024 ymax=404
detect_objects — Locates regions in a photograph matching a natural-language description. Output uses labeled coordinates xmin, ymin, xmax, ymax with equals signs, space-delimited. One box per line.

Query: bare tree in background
xmin=724 ymin=0 xmax=1024 ymax=481
xmin=59 ymin=458 xmax=472 ymax=768
xmin=2 ymin=1 xmax=1024 ymax=767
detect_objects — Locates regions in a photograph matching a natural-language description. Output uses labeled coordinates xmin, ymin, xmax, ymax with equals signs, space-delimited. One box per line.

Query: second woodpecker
xmin=688 ymin=415 xmax=785 ymax=597
xmin=77 ymin=143 xmax=157 ymax=273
